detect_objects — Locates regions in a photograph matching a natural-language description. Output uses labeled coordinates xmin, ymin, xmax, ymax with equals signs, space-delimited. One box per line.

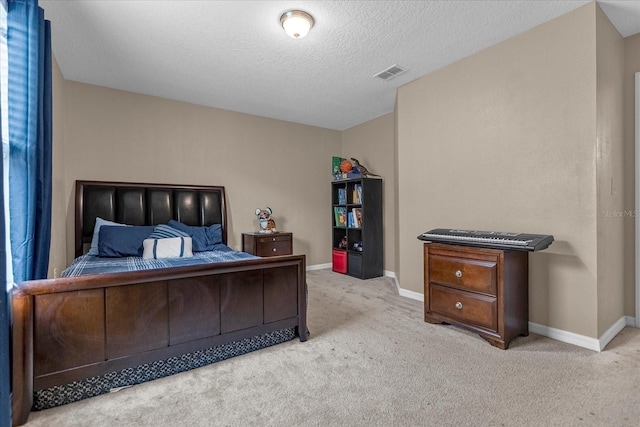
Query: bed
xmin=11 ymin=180 xmax=307 ymax=426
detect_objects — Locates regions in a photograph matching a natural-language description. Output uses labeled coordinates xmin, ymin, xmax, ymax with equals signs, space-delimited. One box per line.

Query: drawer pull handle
xmin=455 ymin=301 xmax=463 ymax=310
xmin=272 ymin=248 xmax=277 ymax=252
xmin=455 ymin=270 xmax=463 ymax=278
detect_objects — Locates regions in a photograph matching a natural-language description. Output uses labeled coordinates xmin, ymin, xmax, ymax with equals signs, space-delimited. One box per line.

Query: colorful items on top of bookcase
xmin=332 ymin=156 xmax=361 ymax=180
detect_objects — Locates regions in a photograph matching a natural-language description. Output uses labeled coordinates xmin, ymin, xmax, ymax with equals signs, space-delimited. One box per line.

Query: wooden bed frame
xmin=11 ymin=181 xmax=307 ymax=426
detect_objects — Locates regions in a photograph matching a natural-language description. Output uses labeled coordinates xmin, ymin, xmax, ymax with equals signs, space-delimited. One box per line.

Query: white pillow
xmin=88 ymin=217 xmax=127 ymax=256
xmin=142 ymin=237 xmax=193 ymax=260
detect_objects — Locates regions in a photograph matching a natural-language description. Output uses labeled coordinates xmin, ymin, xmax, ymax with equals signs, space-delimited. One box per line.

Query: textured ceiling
xmin=40 ymin=1 xmax=640 ymax=131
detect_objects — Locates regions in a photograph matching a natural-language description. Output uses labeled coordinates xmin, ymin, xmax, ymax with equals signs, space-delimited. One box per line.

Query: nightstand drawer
xmin=256 ymin=239 xmax=291 ymax=256
xmin=429 ymin=284 xmax=497 ymax=331
xmin=242 ymin=232 xmax=292 ymax=257
xmin=256 ymin=235 xmax=290 ymax=245
xmin=429 ymin=255 xmax=497 ymax=295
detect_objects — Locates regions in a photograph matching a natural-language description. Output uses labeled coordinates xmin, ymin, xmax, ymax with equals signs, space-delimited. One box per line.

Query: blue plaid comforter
xmin=62 ymin=244 xmax=259 ymax=277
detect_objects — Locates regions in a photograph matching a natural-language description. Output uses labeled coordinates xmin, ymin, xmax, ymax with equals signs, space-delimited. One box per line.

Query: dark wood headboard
xmin=75 ymin=180 xmax=227 ymax=257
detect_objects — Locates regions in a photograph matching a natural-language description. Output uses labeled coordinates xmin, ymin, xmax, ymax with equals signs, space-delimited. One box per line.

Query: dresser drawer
xmin=429 ymin=284 xmax=497 ymax=331
xmin=429 ymin=255 xmax=497 ymax=295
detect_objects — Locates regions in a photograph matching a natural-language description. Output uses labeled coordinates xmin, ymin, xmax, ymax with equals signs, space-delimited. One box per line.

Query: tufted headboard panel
xmin=75 ymin=181 xmax=227 ymax=257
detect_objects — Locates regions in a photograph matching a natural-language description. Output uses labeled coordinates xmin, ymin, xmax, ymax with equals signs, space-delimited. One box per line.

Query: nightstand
xmin=242 ymin=232 xmax=293 ymax=257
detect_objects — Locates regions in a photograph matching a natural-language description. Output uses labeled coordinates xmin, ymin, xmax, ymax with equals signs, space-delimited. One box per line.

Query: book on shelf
xmin=352 ymin=184 xmax=362 ymax=204
xmin=334 ymin=207 xmax=347 ymax=227
xmin=332 ymin=156 xmax=342 ymax=177
xmin=337 ymin=188 xmax=347 ymax=205
xmin=351 ymin=208 xmax=362 ymax=228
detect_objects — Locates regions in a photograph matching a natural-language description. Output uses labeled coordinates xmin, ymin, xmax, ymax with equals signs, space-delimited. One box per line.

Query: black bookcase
xmin=331 ymin=177 xmax=383 ymax=279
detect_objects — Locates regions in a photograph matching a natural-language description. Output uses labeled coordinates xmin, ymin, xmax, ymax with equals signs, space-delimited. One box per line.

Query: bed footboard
xmin=11 ymin=255 xmax=306 ymax=426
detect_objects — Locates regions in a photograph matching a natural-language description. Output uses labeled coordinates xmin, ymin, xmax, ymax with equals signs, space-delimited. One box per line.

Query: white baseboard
xmin=388 ymin=271 xmax=633 ymax=352
xmin=318 ymin=267 xmax=634 ymax=352
xmin=307 ymin=263 xmax=332 ymax=271
xmin=529 ymin=316 xmax=632 ymax=352
xmin=386 ymin=271 xmax=424 ymax=302
xmin=625 ymin=315 xmax=637 ymax=327
xmin=385 ymin=270 xmax=424 ymax=301
xmin=398 ymin=288 xmax=424 ymax=302
xmin=598 ymin=316 xmax=634 ymax=351
xmin=528 ymin=322 xmax=601 ymax=352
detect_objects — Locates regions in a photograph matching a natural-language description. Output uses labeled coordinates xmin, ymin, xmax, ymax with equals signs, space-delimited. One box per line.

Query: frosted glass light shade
xmin=280 ymin=10 xmax=314 ymax=39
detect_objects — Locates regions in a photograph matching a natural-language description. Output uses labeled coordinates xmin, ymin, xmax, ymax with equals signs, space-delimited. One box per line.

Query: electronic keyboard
xmin=417 ymin=228 xmax=554 ymax=252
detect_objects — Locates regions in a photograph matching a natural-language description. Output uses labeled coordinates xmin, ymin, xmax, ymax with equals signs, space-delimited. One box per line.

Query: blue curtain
xmin=0 ymin=1 xmax=10 ymax=424
xmin=0 ymin=164 xmax=8 ymax=425
xmin=7 ymin=0 xmax=51 ymax=284
xmin=1 ymin=1 xmax=51 ymax=423
xmin=0 ymin=111 xmax=9 ymax=427
xmin=1 ymin=4 xmax=10 ymax=426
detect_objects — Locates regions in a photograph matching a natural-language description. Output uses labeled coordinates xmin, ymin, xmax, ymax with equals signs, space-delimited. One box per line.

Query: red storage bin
xmin=332 ymin=249 xmax=347 ymax=273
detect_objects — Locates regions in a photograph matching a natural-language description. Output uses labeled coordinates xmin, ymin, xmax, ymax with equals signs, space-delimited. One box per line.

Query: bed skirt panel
xmin=33 ymin=327 xmax=296 ymax=410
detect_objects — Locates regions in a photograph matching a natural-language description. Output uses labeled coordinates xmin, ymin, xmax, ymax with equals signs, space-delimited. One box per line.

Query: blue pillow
xmin=88 ymin=217 xmax=127 ymax=256
xmin=167 ymin=220 xmax=222 ymax=252
xmin=98 ymin=225 xmax=155 ymax=257
xmin=148 ymin=224 xmax=190 ymax=240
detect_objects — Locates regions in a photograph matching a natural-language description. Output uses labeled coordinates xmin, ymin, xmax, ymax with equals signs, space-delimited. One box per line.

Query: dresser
xmin=423 ymin=243 xmax=528 ymax=349
xmin=242 ymin=232 xmax=293 ymax=257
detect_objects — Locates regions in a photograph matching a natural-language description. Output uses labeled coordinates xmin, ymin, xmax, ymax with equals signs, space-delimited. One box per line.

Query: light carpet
xmin=23 ymin=269 xmax=640 ymax=426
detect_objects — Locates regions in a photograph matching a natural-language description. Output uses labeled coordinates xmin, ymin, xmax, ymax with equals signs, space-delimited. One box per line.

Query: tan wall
xmin=623 ymin=33 xmax=640 ymax=317
xmin=595 ymin=6 xmax=625 ymax=336
xmin=397 ymin=4 xmax=600 ymax=337
xmin=341 ymin=113 xmax=395 ymax=272
xmin=47 ymin=2 xmax=637 ymax=339
xmin=48 ymin=57 xmax=66 ymax=278
xmin=55 ymin=82 xmax=341 ymax=270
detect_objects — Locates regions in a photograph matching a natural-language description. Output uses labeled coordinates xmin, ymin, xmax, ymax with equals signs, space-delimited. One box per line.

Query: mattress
xmin=62 ymin=244 xmax=258 ymax=277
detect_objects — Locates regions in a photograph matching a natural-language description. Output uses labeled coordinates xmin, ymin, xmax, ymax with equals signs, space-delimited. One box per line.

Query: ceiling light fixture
xmin=280 ymin=10 xmax=314 ymax=39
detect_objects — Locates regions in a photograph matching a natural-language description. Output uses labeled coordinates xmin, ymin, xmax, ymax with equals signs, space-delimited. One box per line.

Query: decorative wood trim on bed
xmin=12 ymin=181 xmax=307 ymax=426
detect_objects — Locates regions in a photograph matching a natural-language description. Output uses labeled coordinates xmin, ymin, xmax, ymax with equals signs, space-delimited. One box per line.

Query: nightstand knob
xmin=272 ymin=238 xmax=276 ymax=241
xmin=455 ymin=301 xmax=463 ymax=310
xmin=455 ymin=270 xmax=463 ymax=278
xmin=272 ymin=248 xmax=277 ymax=252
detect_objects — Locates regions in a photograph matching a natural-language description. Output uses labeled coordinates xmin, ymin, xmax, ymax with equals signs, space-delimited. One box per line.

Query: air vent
xmin=374 ymin=64 xmax=407 ymax=81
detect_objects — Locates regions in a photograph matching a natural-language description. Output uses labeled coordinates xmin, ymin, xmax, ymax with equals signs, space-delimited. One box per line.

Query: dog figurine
xmin=255 ymin=207 xmax=277 ymax=233
xmin=350 ymin=158 xmax=381 ymax=178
